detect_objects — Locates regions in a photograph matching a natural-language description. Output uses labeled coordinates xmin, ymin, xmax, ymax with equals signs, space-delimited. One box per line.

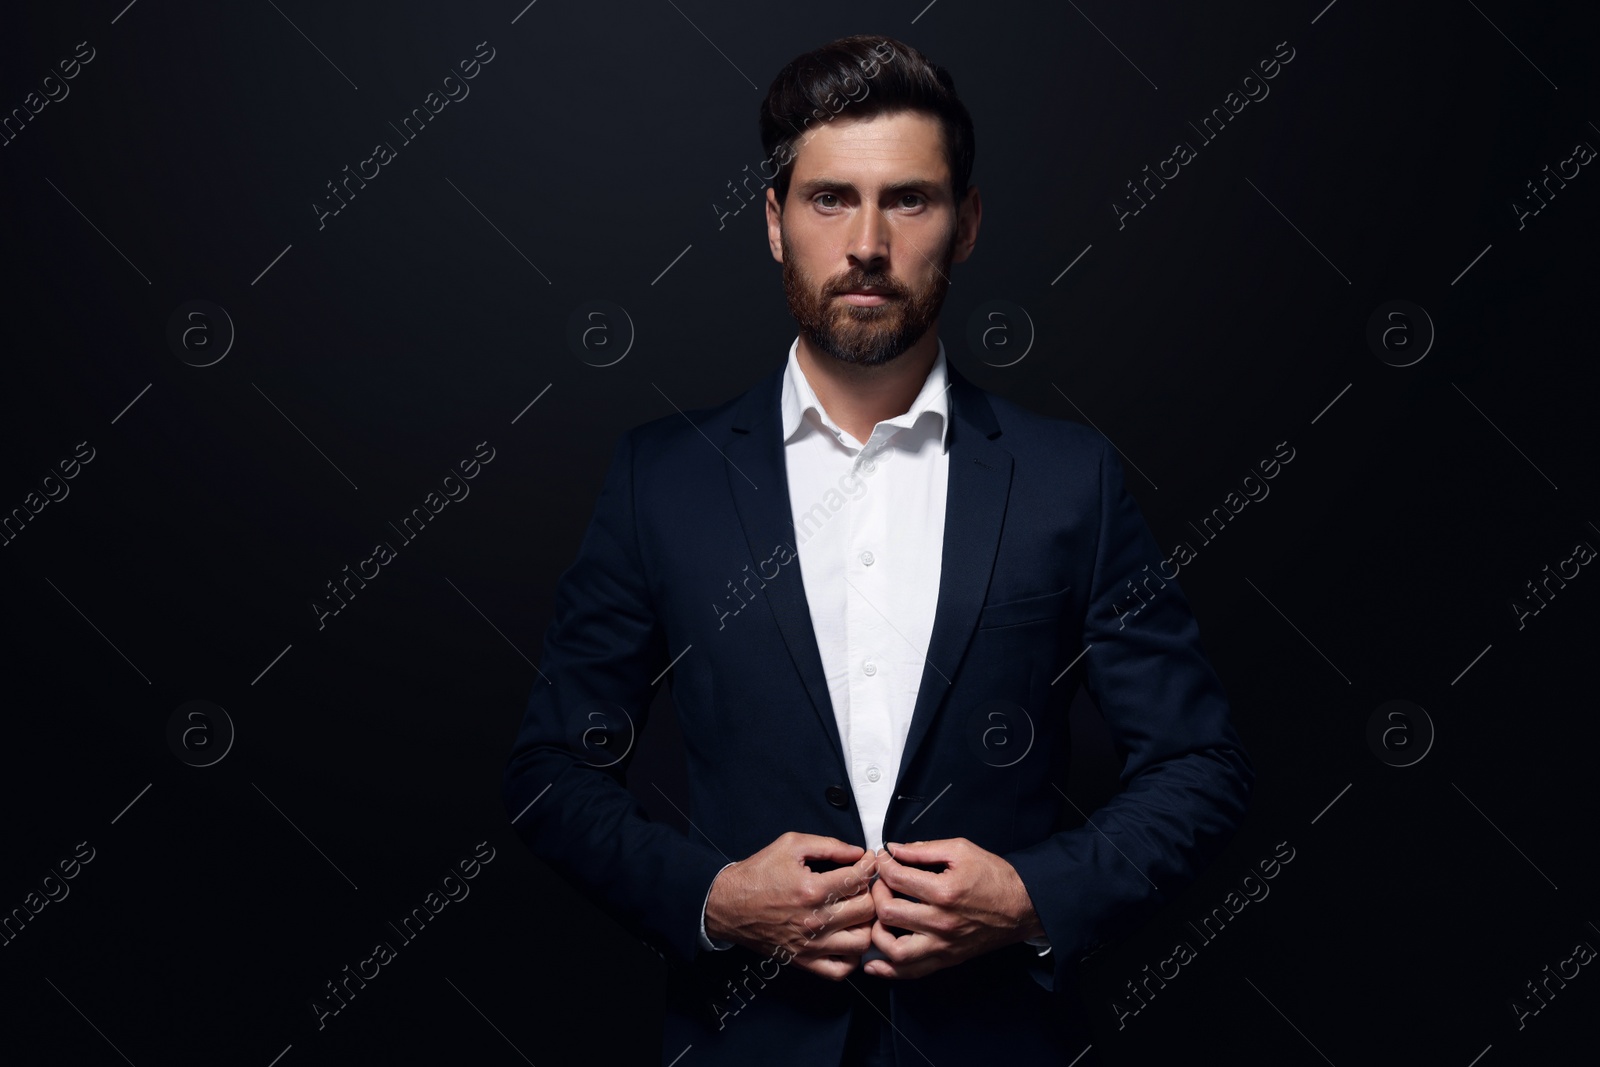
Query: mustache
xmin=826 ymin=274 xmax=906 ymax=298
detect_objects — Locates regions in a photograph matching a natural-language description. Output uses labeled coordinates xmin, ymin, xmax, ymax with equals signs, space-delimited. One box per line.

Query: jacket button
xmin=825 ymin=785 xmax=850 ymax=808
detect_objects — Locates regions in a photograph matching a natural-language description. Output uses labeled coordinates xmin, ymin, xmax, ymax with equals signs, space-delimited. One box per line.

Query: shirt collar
xmin=780 ymin=336 xmax=951 ymax=455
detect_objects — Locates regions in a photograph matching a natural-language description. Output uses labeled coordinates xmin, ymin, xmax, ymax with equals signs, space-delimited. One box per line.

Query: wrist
xmin=704 ymin=861 xmax=741 ymax=944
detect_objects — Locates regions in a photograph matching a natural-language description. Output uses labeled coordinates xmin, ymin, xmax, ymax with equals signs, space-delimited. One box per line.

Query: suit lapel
xmin=723 ymin=357 xmax=1013 ymax=790
xmin=725 ymin=366 xmax=848 ymax=774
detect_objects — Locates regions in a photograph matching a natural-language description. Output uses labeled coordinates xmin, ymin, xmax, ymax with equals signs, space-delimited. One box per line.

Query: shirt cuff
xmin=698 ymin=860 xmax=739 ymax=952
xmin=1024 ymin=934 xmax=1052 ymax=957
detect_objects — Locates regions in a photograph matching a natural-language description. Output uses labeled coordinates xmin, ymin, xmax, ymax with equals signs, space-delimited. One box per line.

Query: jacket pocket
xmin=976 ymin=585 xmax=1072 ymax=630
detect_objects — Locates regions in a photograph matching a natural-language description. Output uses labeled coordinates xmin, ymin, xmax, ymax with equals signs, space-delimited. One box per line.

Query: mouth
xmin=836 ymin=288 xmax=893 ymax=307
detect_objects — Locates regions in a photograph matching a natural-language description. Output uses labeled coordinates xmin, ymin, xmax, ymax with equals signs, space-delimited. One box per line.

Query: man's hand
xmin=863 ymin=837 xmax=1043 ymax=980
xmin=704 ymin=831 xmax=879 ymax=980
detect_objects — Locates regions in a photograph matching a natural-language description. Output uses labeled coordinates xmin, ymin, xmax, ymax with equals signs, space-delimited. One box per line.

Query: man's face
xmin=767 ymin=109 xmax=978 ymax=368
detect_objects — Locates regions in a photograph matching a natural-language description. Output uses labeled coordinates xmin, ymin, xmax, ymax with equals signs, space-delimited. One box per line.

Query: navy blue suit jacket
xmin=502 ymin=355 xmax=1253 ymax=1063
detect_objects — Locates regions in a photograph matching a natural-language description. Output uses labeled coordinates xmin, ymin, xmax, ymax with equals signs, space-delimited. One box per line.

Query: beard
xmin=781 ymin=226 xmax=955 ymax=368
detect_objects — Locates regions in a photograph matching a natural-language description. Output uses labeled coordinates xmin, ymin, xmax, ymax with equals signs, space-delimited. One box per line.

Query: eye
xmin=814 ymin=193 xmax=841 ymax=208
xmin=899 ymin=193 xmax=926 ymax=208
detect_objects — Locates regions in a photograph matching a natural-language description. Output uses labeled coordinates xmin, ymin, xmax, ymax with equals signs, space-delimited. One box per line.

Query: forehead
xmin=788 ymin=110 xmax=950 ymax=185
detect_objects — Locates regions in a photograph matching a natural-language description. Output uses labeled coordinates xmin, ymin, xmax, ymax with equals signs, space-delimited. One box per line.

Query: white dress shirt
xmin=697 ymin=337 xmax=1048 ymax=956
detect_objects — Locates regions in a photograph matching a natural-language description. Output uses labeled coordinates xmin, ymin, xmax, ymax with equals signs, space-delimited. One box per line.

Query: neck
xmin=795 ymin=327 xmax=941 ymax=445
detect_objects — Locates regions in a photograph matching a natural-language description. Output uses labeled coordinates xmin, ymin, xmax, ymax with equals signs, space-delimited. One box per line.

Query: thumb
xmin=884 ymin=840 xmax=944 ymax=865
xmin=796 ymin=834 xmax=867 ymax=865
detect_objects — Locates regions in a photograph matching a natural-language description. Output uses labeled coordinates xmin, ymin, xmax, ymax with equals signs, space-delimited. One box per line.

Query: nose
xmin=847 ymin=204 xmax=890 ymax=273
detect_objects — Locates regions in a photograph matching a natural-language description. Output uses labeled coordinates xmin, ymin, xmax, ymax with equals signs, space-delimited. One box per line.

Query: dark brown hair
xmin=758 ymin=35 xmax=976 ymax=209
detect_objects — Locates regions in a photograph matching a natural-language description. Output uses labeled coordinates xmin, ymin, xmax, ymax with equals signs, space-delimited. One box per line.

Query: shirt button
xmin=866 ymin=765 xmax=882 ymax=783
xmin=863 ymin=661 xmax=877 ymax=676
xmin=860 ymin=551 xmax=875 ymax=566
xmin=861 ymin=458 xmax=876 ymax=473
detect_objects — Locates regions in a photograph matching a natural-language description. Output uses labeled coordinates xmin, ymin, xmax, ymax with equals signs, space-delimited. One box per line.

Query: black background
xmin=2 ymin=1 xmax=1596 ymax=1064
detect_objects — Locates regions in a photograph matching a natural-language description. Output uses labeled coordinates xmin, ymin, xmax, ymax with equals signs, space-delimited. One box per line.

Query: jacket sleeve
xmin=501 ymin=427 xmax=732 ymax=967
xmin=1003 ymin=432 xmax=1254 ymax=992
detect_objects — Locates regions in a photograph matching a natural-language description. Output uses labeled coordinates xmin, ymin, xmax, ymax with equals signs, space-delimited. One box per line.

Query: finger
xmin=792 ymin=834 xmax=867 ymax=866
xmin=802 ymin=889 xmax=876 ymax=937
xmin=802 ymin=922 xmax=875 ymax=956
xmin=870 ymin=889 xmax=946 ymax=936
xmin=883 ymin=839 xmax=959 ymax=866
xmin=794 ymin=953 xmax=859 ymax=981
xmin=874 ymin=848 xmax=946 ymax=901
xmin=811 ymin=854 xmax=878 ymax=903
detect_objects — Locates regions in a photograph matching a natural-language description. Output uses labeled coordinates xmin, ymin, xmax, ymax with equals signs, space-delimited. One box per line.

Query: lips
xmin=837 ymin=287 xmax=894 ymax=306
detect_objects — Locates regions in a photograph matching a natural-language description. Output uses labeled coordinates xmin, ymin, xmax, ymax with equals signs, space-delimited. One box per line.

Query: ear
xmin=766 ymin=186 xmax=784 ymax=263
xmin=951 ymin=184 xmax=982 ymax=265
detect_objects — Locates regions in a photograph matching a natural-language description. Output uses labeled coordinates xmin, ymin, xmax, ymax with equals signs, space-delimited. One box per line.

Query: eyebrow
xmin=793 ymin=176 xmax=944 ymax=198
